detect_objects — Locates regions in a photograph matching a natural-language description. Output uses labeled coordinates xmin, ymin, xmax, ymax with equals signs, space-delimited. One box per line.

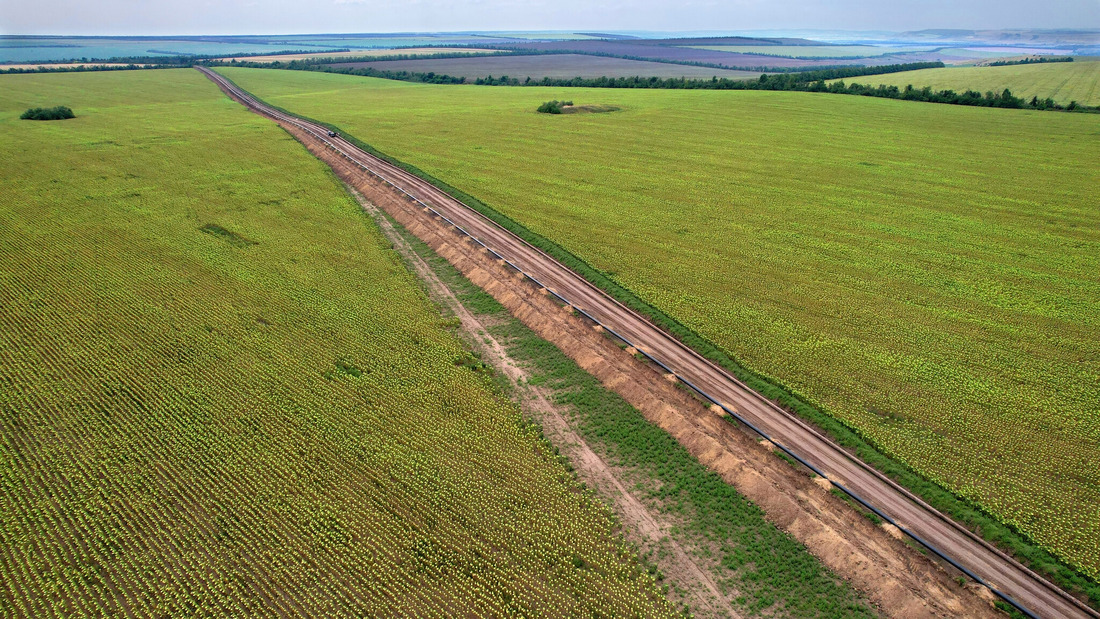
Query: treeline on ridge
xmin=473 ymin=62 xmax=946 ymax=86
xmin=987 ymin=56 xmax=1074 ymax=67
xmin=1 ymin=63 xmax=158 ymax=75
xmin=813 ymin=82 xmax=1084 ymax=110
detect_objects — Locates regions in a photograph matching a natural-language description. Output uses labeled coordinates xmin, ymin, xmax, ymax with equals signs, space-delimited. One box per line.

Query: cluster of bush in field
xmin=20 ymin=105 xmax=74 ymax=120
xmin=0 ymin=71 xmax=678 ymax=618
xmin=536 ymin=99 xmax=573 ymax=114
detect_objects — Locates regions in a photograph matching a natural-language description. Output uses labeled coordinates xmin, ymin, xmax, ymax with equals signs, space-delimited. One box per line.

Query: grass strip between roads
xmin=210 ymin=69 xmax=1100 ymax=611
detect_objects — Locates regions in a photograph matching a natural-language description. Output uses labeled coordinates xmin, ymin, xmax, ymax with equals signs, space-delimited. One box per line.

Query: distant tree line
xmin=20 ymin=106 xmax=74 ymax=120
xmin=0 ymin=64 xmax=159 ymax=75
xmin=295 ymin=60 xmax=943 ymax=90
xmin=470 ymin=62 xmax=946 ymax=89
xmin=196 ymin=48 xmax=351 ymax=60
xmin=824 ymin=81 xmax=1095 ymax=112
xmin=798 ymin=62 xmax=945 ymax=80
xmin=289 ymin=64 xmax=468 ymax=84
xmin=987 ymin=56 xmax=1074 ymax=67
xmin=816 ymin=82 xmax=1028 ymax=108
xmin=0 ymin=52 xmax=216 ymax=74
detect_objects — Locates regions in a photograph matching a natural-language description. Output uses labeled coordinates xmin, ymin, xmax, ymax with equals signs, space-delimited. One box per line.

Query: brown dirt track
xmin=197 ymin=66 xmax=1098 ymax=619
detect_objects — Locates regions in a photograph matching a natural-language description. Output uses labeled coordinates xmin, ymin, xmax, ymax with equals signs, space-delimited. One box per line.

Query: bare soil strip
xmin=356 ymin=191 xmax=740 ymax=618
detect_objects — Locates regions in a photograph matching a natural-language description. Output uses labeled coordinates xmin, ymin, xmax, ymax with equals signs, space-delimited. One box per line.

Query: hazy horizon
xmin=2 ymin=0 xmax=1098 ymax=37
xmin=4 ymin=28 xmax=1100 ymax=37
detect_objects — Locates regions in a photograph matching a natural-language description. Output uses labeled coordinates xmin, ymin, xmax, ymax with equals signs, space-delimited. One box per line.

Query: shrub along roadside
xmin=208 ymin=70 xmax=1100 ymax=610
xmin=20 ymin=105 xmax=75 ymax=120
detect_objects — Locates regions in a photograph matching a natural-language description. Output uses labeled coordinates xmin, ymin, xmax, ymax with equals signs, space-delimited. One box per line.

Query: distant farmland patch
xmin=489 ymin=39 xmax=875 ymax=69
xmin=684 ymin=45 xmax=917 ymax=58
xmin=224 ymin=47 xmax=502 ymax=63
xmin=332 ymin=53 xmax=760 ymax=80
xmin=836 ymin=59 xmax=1100 ymax=105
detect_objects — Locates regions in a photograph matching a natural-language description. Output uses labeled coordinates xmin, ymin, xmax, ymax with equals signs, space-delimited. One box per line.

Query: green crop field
xmin=835 ymin=59 xmax=1100 ymax=106
xmin=218 ymin=66 xmax=1100 ymax=581
xmin=0 ymin=69 xmax=676 ymax=617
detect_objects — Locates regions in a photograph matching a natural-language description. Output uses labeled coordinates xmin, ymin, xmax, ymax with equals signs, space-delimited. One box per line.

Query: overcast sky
xmin=2 ymin=0 xmax=1098 ymax=36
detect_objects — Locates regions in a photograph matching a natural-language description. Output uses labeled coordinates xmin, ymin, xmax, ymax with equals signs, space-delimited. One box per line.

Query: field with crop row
xmin=836 ymin=59 xmax=1100 ymax=105
xmin=218 ymin=67 xmax=1100 ymax=581
xmin=0 ymin=69 xmax=676 ymax=617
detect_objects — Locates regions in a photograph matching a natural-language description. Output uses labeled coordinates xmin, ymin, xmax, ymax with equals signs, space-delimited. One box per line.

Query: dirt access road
xmin=197 ymin=66 xmax=1095 ymax=619
xmin=289 ymin=113 xmax=990 ymax=618
xmin=355 ymin=189 xmax=740 ymax=617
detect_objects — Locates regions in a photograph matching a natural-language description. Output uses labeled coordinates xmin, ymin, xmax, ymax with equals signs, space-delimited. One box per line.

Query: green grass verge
xmin=209 ymin=67 xmax=1100 ymax=610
